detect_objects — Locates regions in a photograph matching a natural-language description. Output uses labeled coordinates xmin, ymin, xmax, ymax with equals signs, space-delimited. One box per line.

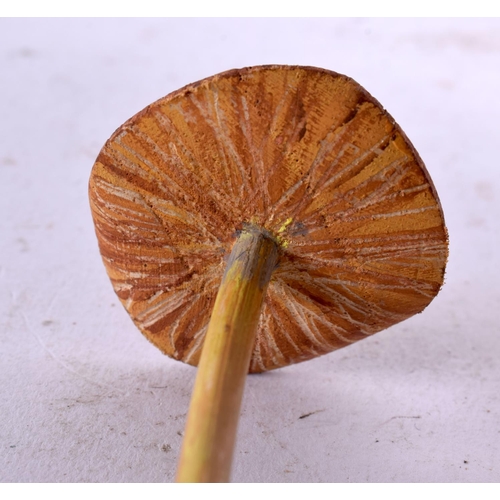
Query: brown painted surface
xmin=89 ymin=65 xmax=448 ymax=373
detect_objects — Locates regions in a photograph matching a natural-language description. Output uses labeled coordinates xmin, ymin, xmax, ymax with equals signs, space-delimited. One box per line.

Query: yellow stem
xmin=176 ymin=224 xmax=280 ymax=482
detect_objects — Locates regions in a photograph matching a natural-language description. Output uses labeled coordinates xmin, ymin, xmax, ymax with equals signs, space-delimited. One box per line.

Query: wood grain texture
xmin=89 ymin=65 xmax=448 ymax=373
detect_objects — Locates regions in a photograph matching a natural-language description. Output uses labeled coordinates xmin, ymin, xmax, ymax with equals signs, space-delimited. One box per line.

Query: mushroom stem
xmin=176 ymin=225 xmax=280 ymax=482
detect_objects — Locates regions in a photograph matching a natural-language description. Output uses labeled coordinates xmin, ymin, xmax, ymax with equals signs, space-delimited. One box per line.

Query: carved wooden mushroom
xmin=89 ymin=65 xmax=448 ymax=482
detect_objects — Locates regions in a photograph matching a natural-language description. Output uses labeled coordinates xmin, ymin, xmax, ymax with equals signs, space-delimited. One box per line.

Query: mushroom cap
xmin=89 ymin=65 xmax=448 ymax=373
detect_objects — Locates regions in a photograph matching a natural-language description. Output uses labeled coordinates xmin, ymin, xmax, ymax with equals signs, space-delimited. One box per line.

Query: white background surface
xmin=1 ymin=17 xmax=499 ymax=483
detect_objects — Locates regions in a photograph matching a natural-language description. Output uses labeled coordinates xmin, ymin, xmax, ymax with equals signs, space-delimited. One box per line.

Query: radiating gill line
xmin=314 ymin=132 xmax=394 ymax=197
xmin=103 ymin=137 xmax=159 ymax=188
xmin=309 ymin=307 xmax=354 ymax=345
xmin=210 ymin=84 xmax=253 ymax=199
xmin=176 ymin=295 xmax=208 ymax=363
xmin=338 ymin=282 xmax=410 ymax=322
xmin=110 ymin=263 xmax=184 ymax=283
xmin=278 ymin=252 xmax=375 ymax=276
xmin=367 ymin=248 xmax=447 ymax=265
xmin=146 ymin=290 xmax=164 ymax=303
xmin=123 ymin=271 xmax=151 ymax=279
xmin=265 ymin=170 xmax=309 ymax=223
xmin=169 ymin=273 xmax=220 ymax=352
xmin=90 ymin=196 xmax=121 ymax=228
xmin=266 ymin=283 xmax=303 ymax=354
xmin=304 ymin=238 xmax=446 ymax=260
xmin=284 ymin=271 xmax=385 ymax=327
xmin=96 ymin=227 xmax=176 ymax=257
xmin=257 ymin=307 xmax=282 ymax=368
xmin=273 ymin=254 xmax=348 ymax=279
xmin=307 ymin=141 xmax=361 ymax=196
xmin=268 ymin=102 xmax=368 ymax=220
xmin=281 ymin=290 xmax=323 ymax=352
xmin=308 ymin=141 xmax=360 ymax=194
xmin=291 ymin=133 xmax=394 ymax=226
xmin=318 ymin=284 xmax=384 ymax=326
xmin=92 ymin=221 xmax=128 ymax=249
xmin=303 ymin=205 xmax=440 ymax=238
xmin=313 ymin=264 xmax=437 ymax=293
xmin=282 ymin=136 xmax=365 ymax=220
xmin=183 ymin=324 xmax=209 ymax=364
xmin=260 ymin=77 xmax=294 ymax=216
xmin=334 ymin=300 xmax=374 ymax=334
xmin=305 ymin=108 xmax=364 ymax=187
xmin=114 ymin=131 xmax=225 ymax=242
xmin=93 ymin=178 xmax=160 ymax=229
xmin=110 ymin=144 xmax=176 ymax=202
xmin=347 ymin=204 xmax=439 ymax=222
xmin=262 ymin=75 xmax=293 ymax=150
xmin=262 ymin=91 xmax=311 ymax=215
xmin=146 ymin=193 xmax=222 ymax=245
xmin=109 ymin=144 xmax=185 ymax=205
xmin=96 ymin=215 xmax=158 ymax=241
xmin=130 ymin=254 xmax=178 ymax=264
xmin=339 ymin=158 xmax=411 ymax=212
xmin=281 ymin=284 xmax=337 ymax=350
xmin=92 ymin=175 xmax=150 ymax=206
xmin=372 ymin=182 xmax=431 ymax=202
xmin=281 ymin=282 xmax=355 ymax=344
xmin=99 ymin=203 xmax=159 ymax=230
xmin=304 ymin=189 xmax=435 ymax=238
xmin=306 ymin=275 xmax=383 ymax=322
xmin=170 ymin=292 xmax=205 ymax=358
xmin=152 ymin=105 xmax=221 ymax=188
xmin=364 ymin=259 xmax=431 ymax=270
xmin=148 ymin=197 xmax=220 ymax=243
xmin=292 ymin=270 xmax=408 ymax=319
xmin=292 ymin=228 xmax=443 ymax=248
xmin=93 ymin=186 xmax=179 ymax=249
xmin=275 ymin=254 xmax=347 ymax=275
xmin=112 ymin=282 xmax=133 ymax=294
xmin=165 ymin=272 xmax=218 ymax=355
xmin=305 ymin=250 xmax=443 ymax=278
xmin=250 ymin=336 xmax=267 ymax=373
xmin=125 ymin=126 xmax=199 ymax=194
xmin=237 ymin=92 xmax=270 ymax=217
xmin=353 ymin=240 xmax=447 ymax=258
xmin=136 ymin=288 xmax=191 ymax=325
xmin=316 ymin=271 xmax=435 ymax=300
xmin=151 ymin=108 xmax=236 ymax=212
xmin=169 ymin=304 xmax=203 ymax=360
xmin=115 ymin=129 xmax=193 ymax=199
xmin=300 ymin=152 xmax=407 ymax=226
xmin=304 ymin=153 xmax=417 ymax=222
xmin=92 ymin=190 xmax=162 ymax=231
xmin=312 ymin=136 xmax=381 ymax=204
xmin=186 ymin=90 xmax=239 ymax=200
